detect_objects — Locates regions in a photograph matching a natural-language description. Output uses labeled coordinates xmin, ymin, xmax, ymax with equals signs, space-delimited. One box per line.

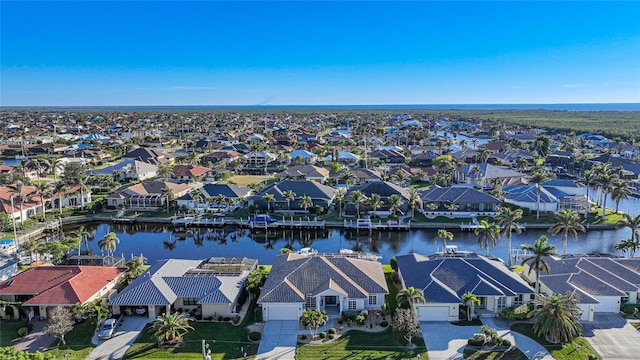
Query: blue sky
xmin=1 ymin=1 xmax=639 ymax=106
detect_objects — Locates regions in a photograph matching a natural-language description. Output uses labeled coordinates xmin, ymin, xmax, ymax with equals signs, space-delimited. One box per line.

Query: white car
xmin=98 ymin=318 xmax=118 ymax=339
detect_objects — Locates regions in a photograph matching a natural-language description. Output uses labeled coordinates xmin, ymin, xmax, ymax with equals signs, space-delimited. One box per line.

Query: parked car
xmin=98 ymin=318 xmax=118 ymax=340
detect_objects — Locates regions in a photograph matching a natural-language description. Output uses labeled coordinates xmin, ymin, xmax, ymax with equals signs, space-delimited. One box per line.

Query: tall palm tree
xmin=97 ymin=232 xmax=120 ymax=257
xmin=521 ymin=235 xmax=558 ymax=300
xmin=70 ymin=225 xmax=92 ymax=256
xmin=597 ymin=171 xmax=616 ymax=220
xmin=157 ymin=164 xmax=172 ymax=181
xmin=335 ymin=187 xmax=346 ymax=217
xmin=530 ymin=291 xmax=582 ymax=344
xmin=299 ymin=195 xmax=313 ymax=214
xmin=615 ymin=213 xmax=640 ymax=242
xmin=396 ymin=287 xmax=426 ymax=309
xmin=262 ymin=193 xmax=276 ymax=213
xmin=496 ymin=208 xmax=524 ymax=267
xmin=340 ymin=170 xmax=356 ymax=188
xmin=31 ymin=182 xmax=51 ymax=219
xmin=348 ymin=190 xmax=368 ymax=218
xmin=610 ymin=179 xmax=631 ymax=214
xmin=299 ymin=309 xmax=328 ymax=339
xmin=161 ymin=186 xmax=173 ymax=211
xmin=386 ymin=194 xmax=404 ymax=217
xmin=474 ymin=220 xmax=501 ymax=256
xmin=53 ymin=181 xmax=68 ymax=215
xmin=577 ymin=170 xmax=597 ymax=219
xmin=548 ymin=209 xmax=586 ymax=255
xmin=283 ymin=190 xmax=296 ymax=211
xmin=9 ymin=181 xmax=31 ymax=224
xmin=149 ymin=312 xmax=194 ymax=345
xmin=529 ymin=171 xmax=551 ymax=220
xmin=614 ymin=238 xmax=640 ymax=259
xmin=368 ymin=193 xmax=383 ymax=216
xmin=123 ymin=254 xmax=147 ymax=285
xmin=435 ymin=229 xmax=454 ymax=255
xmin=407 ymin=188 xmax=421 ymax=219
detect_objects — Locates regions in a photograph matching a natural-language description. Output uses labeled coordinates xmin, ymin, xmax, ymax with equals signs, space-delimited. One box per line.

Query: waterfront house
xmin=523 ymin=255 xmax=640 ymax=321
xmin=0 ymin=253 xmax=19 ymax=281
xmin=455 ymin=163 xmax=525 ymax=188
xmin=323 ymin=151 xmax=360 ymax=165
xmin=419 ymin=186 xmax=501 ymax=215
xmin=203 ymin=150 xmax=242 ymax=165
xmin=176 ymin=183 xmax=252 ymax=211
xmin=248 ymin=180 xmax=336 ymax=213
xmin=122 ymin=147 xmax=174 ymax=165
xmin=107 ymin=181 xmax=191 ymax=209
xmin=258 ymin=253 xmax=388 ymax=320
xmin=370 ymin=149 xmax=406 ymax=166
xmin=344 ymin=181 xmax=414 ymax=216
xmin=396 ymin=252 xmax=534 ymax=321
xmin=171 ymin=164 xmax=213 ymax=183
xmin=109 ymin=257 xmax=256 ymax=319
xmin=288 ymin=149 xmax=318 ymax=164
xmin=0 ymin=266 xmax=126 ymax=320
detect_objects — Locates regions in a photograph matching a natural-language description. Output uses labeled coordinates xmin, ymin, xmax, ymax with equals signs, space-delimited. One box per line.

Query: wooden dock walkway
xmin=343 ymin=218 xmax=410 ymax=231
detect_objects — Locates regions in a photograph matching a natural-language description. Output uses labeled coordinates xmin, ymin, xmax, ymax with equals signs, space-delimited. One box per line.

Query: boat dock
xmin=343 ymin=218 xmax=410 ymax=231
xmin=460 ymin=222 xmax=526 ymax=231
xmin=245 ymin=217 xmax=326 ymax=231
xmin=172 ymin=217 xmax=226 ymax=227
xmin=511 ymin=248 xmax=532 ymax=261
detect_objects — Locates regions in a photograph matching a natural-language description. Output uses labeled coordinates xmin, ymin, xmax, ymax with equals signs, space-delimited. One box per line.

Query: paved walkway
xmin=420 ymin=319 xmax=553 ymax=360
xmin=14 ymin=320 xmax=55 ymax=353
xmin=86 ymin=315 xmax=151 ymax=360
xmin=256 ymin=320 xmax=298 ymax=360
xmin=581 ymin=314 xmax=640 ymax=360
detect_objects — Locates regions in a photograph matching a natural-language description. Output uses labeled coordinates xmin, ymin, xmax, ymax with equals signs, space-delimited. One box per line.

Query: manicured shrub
xmin=328 ymin=328 xmax=336 ymax=334
xmin=195 ymin=314 xmax=202 ymax=320
xmin=300 ymin=335 xmax=307 ymax=340
xmin=356 ymin=315 xmax=366 ymax=325
xmin=328 ymin=333 xmax=335 ymax=339
xmin=223 ymin=317 xmax=231 ymax=322
xmin=341 ymin=311 xmax=357 ymax=322
xmin=390 ymin=257 xmax=398 ymax=271
xmin=501 ymin=304 xmax=531 ymax=320
xmin=380 ymin=321 xmax=389 ymax=327
xmin=501 ymin=339 xmax=511 ymax=347
xmin=17 ymin=327 xmax=29 ymax=337
xmin=232 ymin=315 xmax=240 ymax=324
xmin=249 ymin=331 xmax=262 ymax=341
xmin=319 ymin=331 xmax=327 ymax=339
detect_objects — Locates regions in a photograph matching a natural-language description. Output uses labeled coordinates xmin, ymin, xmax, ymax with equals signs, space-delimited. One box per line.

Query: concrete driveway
xmin=86 ymin=315 xmax=151 ymax=360
xmin=421 ymin=320 xmax=553 ymax=360
xmin=14 ymin=320 xmax=55 ymax=353
xmin=256 ymin=320 xmax=298 ymax=360
xmin=582 ymin=314 xmax=640 ymax=360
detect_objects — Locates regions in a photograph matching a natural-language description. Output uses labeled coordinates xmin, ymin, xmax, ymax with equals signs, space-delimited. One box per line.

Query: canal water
xmin=67 ymin=222 xmax=634 ymax=265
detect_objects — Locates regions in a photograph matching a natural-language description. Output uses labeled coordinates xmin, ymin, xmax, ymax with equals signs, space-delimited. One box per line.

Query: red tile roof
xmin=0 ymin=266 xmax=126 ymax=306
xmin=172 ymin=165 xmax=212 ymax=177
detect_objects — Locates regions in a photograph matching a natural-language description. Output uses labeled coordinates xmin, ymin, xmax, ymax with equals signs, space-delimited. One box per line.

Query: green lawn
xmin=463 ymin=347 xmax=528 ymax=359
xmin=44 ymin=320 xmax=96 ymax=360
xmin=124 ymin=321 xmax=257 ymax=359
xmin=221 ymin=175 xmax=273 ymax=187
xmin=510 ymin=323 xmax=599 ymax=360
xmin=384 ymin=267 xmax=400 ymax=313
xmin=296 ymin=328 xmax=427 ymax=360
xmin=0 ymin=321 xmax=28 ymax=347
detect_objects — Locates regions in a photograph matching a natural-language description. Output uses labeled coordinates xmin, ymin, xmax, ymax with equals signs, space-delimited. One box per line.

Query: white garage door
xmin=417 ymin=306 xmax=450 ymax=321
xmin=267 ymin=306 xmax=298 ymax=320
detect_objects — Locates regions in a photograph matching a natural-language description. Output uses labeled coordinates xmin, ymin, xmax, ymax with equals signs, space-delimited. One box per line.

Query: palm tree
xmin=9 ymin=181 xmax=30 ymax=223
xmin=474 ymin=220 xmax=501 ymax=256
xmin=529 ymin=171 xmax=551 ymax=220
xmin=521 ymin=235 xmax=558 ymax=300
xmin=299 ymin=309 xmax=328 ymax=339
xmin=548 ymin=210 xmax=586 ymax=255
xmin=386 ymin=194 xmax=404 ymax=217
xmin=161 ymin=186 xmax=173 ymax=211
xmin=299 ymin=195 xmax=313 ymax=214
xmin=368 ymin=193 xmax=383 ymax=216
xmin=335 ymin=187 xmax=346 ymax=217
xmin=614 ymin=238 xmax=640 ymax=259
xmin=340 ymin=170 xmax=356 ymax=188
xmin=530 ymin=291 xmax=582 ymax=344
xmin=577 ymin=170 xmax=596 ymax=219
xmin=496 ymin=208 xmax=524 ymax=267
xmin=610 ymin=180 xmax=631 ymax=214
xmin=348 ymin=190 xmax=368 ymax=218
xmin=461 ymin=292 xmax=480 ymax=322
xmin=70 ymin=225 xmax=92 ymax=256
xmin=283 ymin=190 xmax=296 ymax=211
xmin=97 ymin=232 xmax=120 ymax=257
xmin=262 ymin=193 xmax=276 ymax=213
xmin=53 ymin=181 xmax=69 ymax=215
xmin=75 ymin=175 xmax=90 ymax=209
xmin=435 ymin=229 xmax=454 ymax=255
xmin=157 ymin=164 xmax=172 ymax=181
xmin=407 ymin=188 xmax=421 ymax=220
xmin=597 ymin=171 xmax=616 ymax=220
xmin=31 ymin=182 xmax=51 ymax=219
xmin=149 ymin=312 xmax=194 ymax=345
xmin=123 ymin=255 xmax=147 ymax=285
xmin=396 ymin=287 xmax=426 ymax=309
xmin=615 ymin=213 xmax=640 ymax=242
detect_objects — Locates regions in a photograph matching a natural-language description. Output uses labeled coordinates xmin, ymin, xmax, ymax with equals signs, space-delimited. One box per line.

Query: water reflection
xmin=63 ymin=222 xmax=633 ymax=264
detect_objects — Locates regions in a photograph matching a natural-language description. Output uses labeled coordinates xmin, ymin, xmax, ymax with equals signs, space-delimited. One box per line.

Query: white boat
xmin=0 ymin=239 xmax=17 ymax=254
xmin=296 ymin=247 xmax=318 ymax=256
xmin=339 ymin=248 xmax=382 ymax=261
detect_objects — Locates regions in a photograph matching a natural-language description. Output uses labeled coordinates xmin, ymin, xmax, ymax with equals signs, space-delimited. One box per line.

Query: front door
xmin=325 ymin=296 xmax=337 ymax=306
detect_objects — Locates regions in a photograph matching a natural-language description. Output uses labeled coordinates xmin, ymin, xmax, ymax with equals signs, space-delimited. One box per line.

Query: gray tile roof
xmin=396 ymin=253 xmax=533 ymax=304
xmin=457 ymin=163 xmax=524 ymax=179
xmin=258 ymin=254 xmax=388 ymax=304
xmin=420 ymin=186 xmax=501 ymax=204
xmin=109 ymin=259 xmax=248 ymax=307
xmin=538 ymin=255 xmax=640 ymax=301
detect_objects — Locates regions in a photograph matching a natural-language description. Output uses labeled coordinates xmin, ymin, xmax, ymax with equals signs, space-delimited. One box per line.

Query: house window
xmin=514 ymin=294 xmax=523 ymax=305
xmin=497 ymin=297 xmax=506 ymax=309
xmin=305 ymin=296 xmax=316 ymax=308
xmin=368 ymin=295 xmax=377 ymax=305
xmin=183 ymin=298 xmax=198 ymax=306
xmin=348 ymin=300 xmax=357 ymax=311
